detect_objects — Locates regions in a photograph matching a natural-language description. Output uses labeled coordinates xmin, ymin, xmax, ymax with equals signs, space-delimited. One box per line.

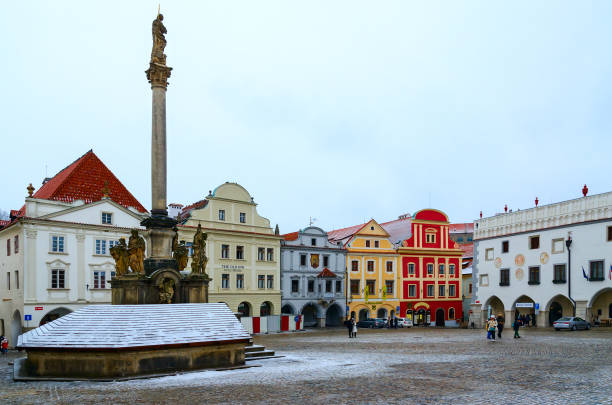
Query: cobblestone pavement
xmin=0 ymin=327 xmax=611 ymax=405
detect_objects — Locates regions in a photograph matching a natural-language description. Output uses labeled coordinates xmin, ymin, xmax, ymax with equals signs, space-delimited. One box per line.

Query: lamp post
xmin=566 ymin=235 xmax=576 ymax=316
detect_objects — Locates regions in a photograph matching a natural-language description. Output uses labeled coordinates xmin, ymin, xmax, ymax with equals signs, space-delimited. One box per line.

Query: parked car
xmin=356 ymin=319 xmax=385 ymax=328
xmin=374 ymin=318 xmax=390 ymax=328
xmin=397 ymin=318 xmax=413 ymax=328
xmin=553 ymin=317 xmax=591 ymax=331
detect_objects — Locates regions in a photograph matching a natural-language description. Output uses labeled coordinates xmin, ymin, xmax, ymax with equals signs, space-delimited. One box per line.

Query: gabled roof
xmin=28 ymin=150 xmax=146 ymax=213
xmin=179 ymin=199 xmax=209 ymax=223
xmin=327 ymin=222 xmax=365 ymax=243
xmin=283 ymin=231 xmax=299 ymax=241
xmin=316 ymin=268 xmax=337 ymax=278
xmin=328 ymin=217 xmax=412 ymax=246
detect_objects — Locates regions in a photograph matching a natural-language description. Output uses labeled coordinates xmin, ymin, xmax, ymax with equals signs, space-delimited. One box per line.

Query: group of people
xmin=0 ymin=336 xmax=8 ymax=354
xmin=515 ymin=313 xmax=536 ymax=327
xmin=345 ymin=318 xmax=358 ymax=338
xmin=486 ymin=315 xmax=522 ymax=340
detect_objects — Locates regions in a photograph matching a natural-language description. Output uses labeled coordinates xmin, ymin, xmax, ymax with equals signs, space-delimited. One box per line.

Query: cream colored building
xmin=178 ymin=183 xmax=282 ymax=316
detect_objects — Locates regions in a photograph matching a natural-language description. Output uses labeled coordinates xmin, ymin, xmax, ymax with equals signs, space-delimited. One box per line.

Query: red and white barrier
xmin=240 ymin=315 xmax=303 ymax=335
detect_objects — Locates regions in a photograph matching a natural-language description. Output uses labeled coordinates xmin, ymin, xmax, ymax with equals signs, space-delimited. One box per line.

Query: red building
xmin=397 ymin=209 xmax=463 ymax=326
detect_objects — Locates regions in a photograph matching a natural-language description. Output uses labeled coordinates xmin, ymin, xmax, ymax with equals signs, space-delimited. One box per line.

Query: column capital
xmin=146 ymin=63 xmax=172 ymax=89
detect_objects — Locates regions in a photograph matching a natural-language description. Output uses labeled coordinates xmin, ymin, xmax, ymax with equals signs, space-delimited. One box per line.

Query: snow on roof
xmin=18 ymin=304 xmax=250 ymax=350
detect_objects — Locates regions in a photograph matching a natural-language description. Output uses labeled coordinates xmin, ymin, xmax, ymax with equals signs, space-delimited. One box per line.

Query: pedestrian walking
xmin=486 ymin=316 xmax=497 ymax=340
xmin=513 ymin=318 xmax=521 ymax=338
xmin=497 ymin=315 xmax=504 ymax=338
xmin=394 ymin=317 xmax=398 ymax=329
xmin=345 ymin=318 xmax=353 ymax=338
xmin=1 ymin=337 xmax=8 ymax=354
xmin=352 ymin=319 xmax=357 ymax=338
xmin=531 ymin=314 xmax=536 ymax=327
xmin=525 ymin=314 xmax=530 ymax=327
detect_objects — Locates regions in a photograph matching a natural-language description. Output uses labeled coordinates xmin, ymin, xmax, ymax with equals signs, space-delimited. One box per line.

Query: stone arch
xmin=545 ymin=294 xmax=574 ymax=326
xmin=435 ymin=308 xmax=445 ymax=327
xmin=40 ymin=307 xmax=72 ymax=326
xmin=325 ymin=303 xmax=343 ymax=326
xmin=260 ymin=301 xmax=274 ymax=316
xmin=281 ymin=303 xmax=295 ymax=315
xmin=483 ymin=295 xmax=505 ymax=319
xmin=301 ymin=302 xmax=320 ymax=327
xmin=377 ymin=307 xmax=388 ymax=319
xmin=11 ymin=310 xmax=22 ymax=348
xmin=352 ymin=305 xmax=370 ymax=321
xmin=588 ymin=287 xmax=612 ymax=320
xmin=238 ymin=301 xmax=252 ymax=317
xmin=449 ymin=307 xmax=456 ymax=320
xmin=512 ymin=294 xmax=536 ymax=323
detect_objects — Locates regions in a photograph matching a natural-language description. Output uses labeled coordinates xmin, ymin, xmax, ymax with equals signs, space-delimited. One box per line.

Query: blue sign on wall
xmin=24 ymin=314 xmax=32 ymax=321
xmin=396 ymin=306 xmax=400 ymax=313
xmin=294 ymin=315 xmax=299 ymax=323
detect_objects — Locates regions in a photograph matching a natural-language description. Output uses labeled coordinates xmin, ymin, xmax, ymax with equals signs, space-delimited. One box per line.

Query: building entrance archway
xmin=11 ymin=310 xmax=22 ymax=348
xmin=325 ymin=304 xmax=342 ymax=326
xmin=589 ymin=287 xmax=612 ymax=322
xmin=484 ymin=296 xmax=505 ymax=319
xmin=358 ymin=308 xmax=369 ymax=321
xmin=415 ymin=309 xmax=426 ymax=325
xmin=238 ymin=302 xmax=251 ymax=317
xmin=302 ymin=303 xmax=319 ymax=327
xmin=377 ymin=308 xmax=388 ymax=319
xmin=546 ymin=295 xmax=574 ymax=326
xmin=40 ymin=307 xmax=72 ymax=326
xmin=513 ymin=295 xmax=536 ymax=325
xmin=281 ymin=304 xmax=295 ymax=315
xmin=435 ymin=308 xmax=445 ymax=327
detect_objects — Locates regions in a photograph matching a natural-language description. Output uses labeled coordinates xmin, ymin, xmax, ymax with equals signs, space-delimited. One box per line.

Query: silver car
xmin=553 ymin=316 xmax=591 ymax=331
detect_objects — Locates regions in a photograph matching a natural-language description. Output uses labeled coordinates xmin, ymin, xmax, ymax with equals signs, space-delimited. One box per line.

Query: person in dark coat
xmin=346 ymin=318 xmax=353 ymax=338
xmin=497 ymin=315 xmax=504 ymax=338
xmin=531 ymin=313 xmax=536 ymax=327
xmin=513 ymin=318 xmax=521 ymax=338
xmin=525 ymin=314 xmax=530 ymax=327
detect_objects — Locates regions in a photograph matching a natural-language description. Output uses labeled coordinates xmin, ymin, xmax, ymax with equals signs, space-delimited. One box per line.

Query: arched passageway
xmin=513 ymin=295 xmax=536 ymax=325
xmin=358 ymin=308 xmax=370 ymax=321
xmin=484 ymin=296 xmax=505 ymax=319
xmin=589 ymin=287 xmax=612 ymax=322
xmin=377 ymin=308 xmax=388 ymax=319
xmin=325 ymin=304 xmax=343 ymax=326
xmin=260 ymin=301 xmax=273 ymax=316
xmin=238 ymin=301 xmax=251 ymax=317
xmin=435 ymin=308 xmax=445 ymax=327
xmin=546 ymin=295 xmax=574 ymax=326
xmin=40 ymin=307 xmax=72 ymax=326
xmin=11 ymin=310 xmax=22 ymax=348
xmin=281 ymin=304 xmax=295 ymax=315
xmin=302 ymin=303 xmax=319 ymax=327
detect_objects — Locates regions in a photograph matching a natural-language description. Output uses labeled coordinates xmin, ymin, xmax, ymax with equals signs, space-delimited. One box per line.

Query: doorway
xmin=416 ymin=309 xmax=426 ymax=325
xmin=435 ymin=308 xmax=445 ymax=327
xmin=358 ymin=308 xmax=370 ymax=321
xmin=549 ymin=302 xmax=563 ymax=326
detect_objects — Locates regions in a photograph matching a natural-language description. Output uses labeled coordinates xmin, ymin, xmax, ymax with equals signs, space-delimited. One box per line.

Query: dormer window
xmin=311 ymin=238 xmax=316 ymax=246
xmin=102 ymin=212 xmax=112 ymax=225
xmin=239 ymin=212 xmax=246 ymax=223
xmin=425 ymin=229 xmax=437 ymax=243
xmin=219 ymin=210 xmax=225 ymax=221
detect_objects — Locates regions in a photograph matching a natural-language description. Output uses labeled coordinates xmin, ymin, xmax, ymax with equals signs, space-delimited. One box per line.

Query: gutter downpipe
xmin=566 ymin=236 xmax=576 ymax=316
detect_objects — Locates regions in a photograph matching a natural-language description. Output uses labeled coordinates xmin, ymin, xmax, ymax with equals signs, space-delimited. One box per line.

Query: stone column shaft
xmin=151 ymin=86 xmax=167 ymax=215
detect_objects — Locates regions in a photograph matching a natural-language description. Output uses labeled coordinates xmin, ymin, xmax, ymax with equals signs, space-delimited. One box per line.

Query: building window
xmin=221 ymin=274 xmax=229 ymax=289
xmin=93 ymin=271 xmax=106 ymax=289
xmin=408 ymin=285 xmax=416 ymax=297
xmin=500 ymin=268 xmax=510 ymax=286
xmin=15 ymin=270 xmax=19 ymax=289
xmin=236 ymin=246 xmax=244 ymax=260
xmin=367 ymin=261 xmax=374 ymax=272
xmin=323 ymin=256 xmax=329 ymax=267
xmin=485 ymin=248 xmax=494 ymax=261
xmin=14 ymin=236 xmax=18 ymax=254
xmin=467 ymin=237 xmax=473 ymax=242
xmin=267 ymin=248 xmax=274 ymax=261
xmin=6 ymin=239 xmax=9 ymax=256
xmin=335 ymin=280 xmax=342 ymax=293
xmin=374 ymin=240 xmax=379 ymax=248
xmin=550 ymin=238 xmax=564 ymax=254
xmin=109 ymin=240 xmax=119 ymax=249
xmin=300 ymin=254 xmax=307 ymax=266
xmin=502 ymin=240 xmax=509 ymax=253
xmin=291 ymin=279 xmax=299 ymax=293
xmin=351 ymin=260 xmax=359 ymax=271
xmin=308 ymin=279 xmax=315 ymax=293
xmin=553 ymin=264 xmax=566 ymax=283
xmin=608 ymin=226 xmax=612 ymax=242
xmin=528 ymin=266 xmax=540 ymax=284
xmin=529 ymin=235 xmax=540 ymax=250
xmin=236 ymin=274 xmax=244 ymax=289
xmin=427 ymin=264 xmax=434 ymax=275
xmin=257 ymin=275 xmax=265 ymax=289
xmin=366 ymin=279 xmax=376 ymax=295
xmin=365 ymin=240 xmax=370 ymax=248
xmin=479 ymin=274 xmax=489 ymax=287
xmin=101 ymin=212 xmax=112 ymax=224
xmin=427 ymin=285 xmax=434 ymax=297
xmin=258 ymin=247 xmax=265 ymax=261
xmin=449 ymin=285 xmax=456 ymax=297
xmin=449 ymin=308 xmax=455 ymax=319
xmin=385 ymin=280 xmax=394 ymax=295
xmin=6 ymin=272 xmax=10 ymax=290
xmin=457 ymin=237 xmax=464 ymax=242
xmin=221 ymin=244 xmax=229 ymax=259
xmin=350 ymin=280 xmax=360 ymax=295
xmin=239 ymin=212 xmax=246 ymax=223
xmin=51 ymin=269 xmax=65 ymax=289
xmin=51 ymin=235 xmax=65 ymax=253
xmin=408 ymin=263 xmax=415 ymax=275
xmin=267 ymin=275 xmax=274 ymax=289
xmin=311 ymin=238 xmax=316 ymax=246
xmin=95 ymin=239 xmax=107 ymax=255
xmin=218 ymin=210 xmax=225 ymax=221
xmin=425 ymin=233 xmax=436 ymax=243
xmin=439 ymin=264 xmax=445 ymax=275
xmin=438 ymin=285 xmax=445 ymax=297
xmin=468 ymin=283 xmax=472 ymax=294
xmin=590 ymin=260 xmax=604 ymax=281
xmin=325 ymin=280 xmax=332 ymax=293
xmin=449 ymin=264 xmax=455 ymax=276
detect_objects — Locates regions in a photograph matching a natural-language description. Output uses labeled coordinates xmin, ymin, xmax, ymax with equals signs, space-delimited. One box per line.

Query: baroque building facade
xmin=280 ymin=226 xmax=346 ymax=327
xmin=178 ymin=182 xmax=282 ymax=317
xmin=0 ymin=150 xmax=147 ymax=347
xmin=471 ymin=191 xmax=612 ymax=328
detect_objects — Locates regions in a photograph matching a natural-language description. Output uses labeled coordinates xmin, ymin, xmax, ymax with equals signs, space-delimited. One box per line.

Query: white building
xmin=471 ymin=191 xmax=612 ymax=328
xmin=0 ymin=150 xmax=147 ymax=347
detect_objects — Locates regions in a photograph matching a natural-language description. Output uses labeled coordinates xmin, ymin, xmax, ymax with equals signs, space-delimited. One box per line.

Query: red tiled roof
xmin=179 ymin=199 xmax=209 ymax=222
xmin=327 ymin=222 xmax=366 ymax=243
xmin=28 ymin=150 xmax=146 ymax=213
xmin=0 ymin=220 xmax=9 ymax=228
xmin=283 ymin=232 xmax=299 ymax=241
xmin=316 ymin=268 xmax=337 ymax=278
xmin=449 ymin=223 xmax=474 ymax=233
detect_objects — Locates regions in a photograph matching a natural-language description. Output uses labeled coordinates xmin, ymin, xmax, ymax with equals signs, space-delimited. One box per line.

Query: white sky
xmin=2 ymin=1 xmax=611 ymax=232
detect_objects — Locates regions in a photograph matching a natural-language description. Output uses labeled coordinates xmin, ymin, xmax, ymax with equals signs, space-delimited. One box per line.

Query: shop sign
xmin=515 ymin=303 xmax=533 ymax=308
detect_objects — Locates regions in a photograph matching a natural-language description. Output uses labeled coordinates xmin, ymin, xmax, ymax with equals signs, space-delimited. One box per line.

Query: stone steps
xmin=244 ymin=343 xmax=276 ymax=360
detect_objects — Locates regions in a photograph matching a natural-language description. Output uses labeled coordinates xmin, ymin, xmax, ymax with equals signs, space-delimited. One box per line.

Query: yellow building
xmin=328 ymin=219 xmax=401 ymax=321
xmin=178 ymin=182 xmax=282 ymax=316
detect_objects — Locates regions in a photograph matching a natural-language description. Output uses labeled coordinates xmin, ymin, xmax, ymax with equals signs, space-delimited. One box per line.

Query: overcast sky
xmin=2 ymin=1 xmax=611 ymax=232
